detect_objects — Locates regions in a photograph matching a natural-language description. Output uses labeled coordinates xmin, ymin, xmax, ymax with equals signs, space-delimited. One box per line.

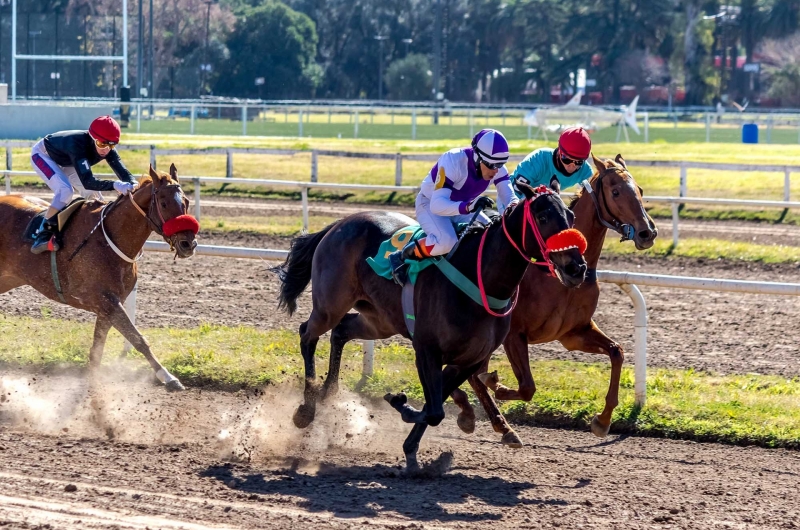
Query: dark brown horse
xmin=274 ymin=183 xmax=588 ymax=470
xmin=0 ymin=165 xmax=198 ymax=390
xmin=460 ymin=154 xmax=658 ymax=446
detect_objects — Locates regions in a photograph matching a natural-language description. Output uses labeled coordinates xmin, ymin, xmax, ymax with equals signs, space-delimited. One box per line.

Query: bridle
xmin=581 ymin=170 xmax=636 ymax=242
xmin=128 ymin=181 xmax=190 ymax=244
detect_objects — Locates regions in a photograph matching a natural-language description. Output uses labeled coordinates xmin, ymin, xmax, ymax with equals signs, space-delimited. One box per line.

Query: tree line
xmin=12 ymin=0 xmax=800 ymax=105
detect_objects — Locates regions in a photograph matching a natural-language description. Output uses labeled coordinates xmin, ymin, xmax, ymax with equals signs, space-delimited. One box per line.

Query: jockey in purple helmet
xmin=389 ymin=129 xmax=519 ymax=280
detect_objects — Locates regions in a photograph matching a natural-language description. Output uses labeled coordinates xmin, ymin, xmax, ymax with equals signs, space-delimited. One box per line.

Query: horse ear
xmin=517 ymin=180 xmax=536 ymax=200
xmin=169 ymin=163 xmax=179 ymax=183
xmin=149 ymin=164 xmax=160 ymax=182
xmin=615 ymin=154 xmax=627 ymax=169
xmin=592 ymin=154 xmax=606 ymax=174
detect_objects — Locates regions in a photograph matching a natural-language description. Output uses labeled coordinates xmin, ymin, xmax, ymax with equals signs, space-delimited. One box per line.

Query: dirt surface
xmin=1 ymin=369 xmax=799 ymax=529
xmin=2 ymin=230 xmax=799 ymax=377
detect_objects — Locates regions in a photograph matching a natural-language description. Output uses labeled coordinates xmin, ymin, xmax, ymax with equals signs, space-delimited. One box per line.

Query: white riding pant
xmin=415 ymin=193 xmax=490 ymax=256
xmin=30 ymin=139 xmax=103 ymax=211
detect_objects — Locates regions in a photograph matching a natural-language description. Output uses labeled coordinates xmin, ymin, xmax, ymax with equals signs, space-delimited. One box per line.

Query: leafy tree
xmin=215 ymin=1 xmax=321 ymax=98
xmin=385 ymin=53 xmax=431 ymax=100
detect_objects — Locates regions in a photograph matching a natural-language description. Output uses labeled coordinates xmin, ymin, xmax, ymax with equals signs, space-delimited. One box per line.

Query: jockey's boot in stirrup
xmin=388 ymin=241 xmax=423 ymax=286
xmin=30 ymin=216 xmax=60 ymax=255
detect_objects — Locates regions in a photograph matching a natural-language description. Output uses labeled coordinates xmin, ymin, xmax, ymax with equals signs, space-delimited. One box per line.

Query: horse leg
xmin=88 ymin=316 xmax=113 ymax=368
xmin=481 ymin=331 xmax=536 ymax=402
xmin=321 ymin=313 xmax=386 ymax=401
xmin=466 ymin=357 xmax=523 ymax=448
xmin=559 ymin=321 xmax=624 ymax=438
xmin=103 ymin=301 xmax=184 ymax=392
xmin=449 ymin=388 xmax=475 ymax=434
xmin=384 ymin=345 xmax=442 ymax=426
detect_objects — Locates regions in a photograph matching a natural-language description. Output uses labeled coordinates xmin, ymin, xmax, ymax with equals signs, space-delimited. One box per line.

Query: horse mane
xmin=137 ymin=171 xmax=176 ymax=186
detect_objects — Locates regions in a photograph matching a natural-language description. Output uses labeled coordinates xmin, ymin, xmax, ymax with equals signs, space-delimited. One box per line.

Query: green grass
xmin=604 ymin=237 xmax=800 ymax=263
xmin=1 ymin=313 xmax=799 ymax=448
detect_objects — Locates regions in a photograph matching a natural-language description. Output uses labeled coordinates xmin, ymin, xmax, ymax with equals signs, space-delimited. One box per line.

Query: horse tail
xmin=272 ymin=223 xmax=337 ymax=316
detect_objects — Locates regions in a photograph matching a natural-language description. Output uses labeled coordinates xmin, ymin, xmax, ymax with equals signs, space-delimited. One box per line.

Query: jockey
xmin=29 ymin=115 xmax=137 ymax=254
xmin=389 ymin=129 xmax=518 ymax=280
xmin=505 ymin=126 xmax=593 ymax=208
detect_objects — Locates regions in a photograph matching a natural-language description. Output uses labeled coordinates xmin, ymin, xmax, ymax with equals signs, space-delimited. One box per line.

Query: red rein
xmin=477 ymin=193 xmax=588 ymax=317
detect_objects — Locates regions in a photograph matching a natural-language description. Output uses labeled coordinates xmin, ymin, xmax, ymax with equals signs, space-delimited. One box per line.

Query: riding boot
xmin=388 ymin=240 xmax=425 ymax=285
xmin=30 ymin=216 xmax=60 ymax=255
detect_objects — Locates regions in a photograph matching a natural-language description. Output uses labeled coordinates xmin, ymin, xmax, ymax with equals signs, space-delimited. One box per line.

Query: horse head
xmin=135 ymin=164 xmax=199 ymax=258
xmin=589 ymin=154 xmax=658 ymax=250
xmin=516 ymin=182 xmax=587 ymax=289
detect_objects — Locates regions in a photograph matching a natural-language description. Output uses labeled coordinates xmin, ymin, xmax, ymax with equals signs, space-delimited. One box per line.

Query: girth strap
xmin=401 ymin=281 xmax=416 ymax=337
xmin=434 ymin=258 xmax=511 ymax=310
xmin=50 ymin=251 xmax=65 ymax=303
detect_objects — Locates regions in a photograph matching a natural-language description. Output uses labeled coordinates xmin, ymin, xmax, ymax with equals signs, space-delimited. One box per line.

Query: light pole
xmin=374 ymin=35 xmax=388 ymax=100
xmin=29 ymin=30 xmax=42 ymax=96
xmin=402 ymin=38 xmax=413 ymax=57
xmin=200 ymin=0 xmax=217 ymax=96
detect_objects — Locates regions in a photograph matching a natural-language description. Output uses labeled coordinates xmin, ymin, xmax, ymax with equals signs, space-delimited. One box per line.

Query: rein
xmin=581 ymin=172 xmax=635 ymax=242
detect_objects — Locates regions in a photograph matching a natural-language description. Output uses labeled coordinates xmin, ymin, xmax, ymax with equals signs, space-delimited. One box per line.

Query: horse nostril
xmin=565 ymin=262 xmax=586 ymax=278
xmin=191 ymin=240 xmax=198 ymax=250
xmin=638 ymin=230 xmax=653 ymax=241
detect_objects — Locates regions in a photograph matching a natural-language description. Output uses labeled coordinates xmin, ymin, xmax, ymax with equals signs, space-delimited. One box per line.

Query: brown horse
xmin=274 ymin=183 xmax=588 ymax=470
xmin=459 ymin=154 xmax=658 ymax=446
xmin=0 ymin=165 xmax=198 ymax=391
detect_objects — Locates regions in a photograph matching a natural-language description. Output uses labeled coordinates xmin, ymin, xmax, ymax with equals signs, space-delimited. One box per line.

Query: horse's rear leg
xmin=321 ymin=313 xmax=387 ymax=401
xmin=104 ymin=302 xmax=184 ymax=392
xmin=482 ymin=331 xmax=536 ymax=401
xmin=559 ymin=322 xmax=623 ymax=438
xmin=88 ymin=316 xmax=113 ymax=368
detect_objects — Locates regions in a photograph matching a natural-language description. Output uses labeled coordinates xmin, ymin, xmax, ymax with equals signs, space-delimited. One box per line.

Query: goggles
xmin=480 ymin=158 xmax=506 ymax=170
xmin=95 ymin=139 xmax=118 ymax=149
xmin=560 ymin=152 xmax=584 ymax=166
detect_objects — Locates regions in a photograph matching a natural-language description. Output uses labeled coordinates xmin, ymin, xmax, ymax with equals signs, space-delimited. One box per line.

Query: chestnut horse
xmin=459 ymin=154 xmax=658 ymax=446
xmin=0 ymin=165 xmax=198 ymax=391
xmin=274 ymin=183 xmax=588 ymax=470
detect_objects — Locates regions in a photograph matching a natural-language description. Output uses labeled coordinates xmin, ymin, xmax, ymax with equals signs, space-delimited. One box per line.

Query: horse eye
xmin=612 ymin=189 xmax=620 ymax=197
xmin=537 ymin=214 xmax=547 ymax=224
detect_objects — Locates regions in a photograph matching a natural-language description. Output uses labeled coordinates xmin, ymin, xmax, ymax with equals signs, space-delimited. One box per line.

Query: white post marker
xmin=136 ymin=103 xmax=141 ymax=132
xmin=354 ymin=111 xmax=359 ymax=138
xmin=785 ymin=169 xmax=791 ymax=202
xmin=301 ymin=187 xmax=309 ymax=231
xmin=298 ymin=110 xmax=303 ymax=137
xmin=193 ymin=178 xmax=201 ymax=220
xmin=242 ymin=106 xmax=247 ymax=136
xmin=618 ymin=283 xmax=647 ymax=406
xmin=671 ymin=202 xmax=679 ymax=247
xmin=311 ymin=150 xmax=318 ymax=182
xmin=411 ymin=109 xmax=417 ymax=140
xmin=644 ymin=112 xmax=649 ymax=143
xmin=226 ymin=149 xmax=233 ymax=178
xmin=705 ymin=112 xmax=710 ymax=142
xmin=190 ymin=105 xmax=196 ymax=134
xmin=395 ymin=153 xmax=403 ymax=186
xmin=362 ymin=340 xmax=375 ymax=377
xmin=679 ymin=164 xmax=687 ymax=197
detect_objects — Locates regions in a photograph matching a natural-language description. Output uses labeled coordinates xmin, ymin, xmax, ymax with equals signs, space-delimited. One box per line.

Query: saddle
xmin=23 ymin=198 xmax=86 ymax=243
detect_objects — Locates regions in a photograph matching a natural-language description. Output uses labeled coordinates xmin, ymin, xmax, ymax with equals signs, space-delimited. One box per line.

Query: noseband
xmin=581 ymin=172 xmax=636 ymax=242
xmin=128 ymin=182 xmax=199 ymax=249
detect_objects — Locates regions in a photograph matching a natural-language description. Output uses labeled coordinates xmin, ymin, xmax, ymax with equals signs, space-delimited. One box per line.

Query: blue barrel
xmin=742 ymin=123 xmax=759 ymax=144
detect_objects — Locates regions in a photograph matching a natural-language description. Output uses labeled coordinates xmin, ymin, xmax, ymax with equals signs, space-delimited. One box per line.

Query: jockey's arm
xmin=493 ymin=170 xmax=518 ymax=211
xmin=72 ymin=157 xmax=117 ymax=192
xmin=105 ymin=149 xmax=136 ymax=184
xmin=430 ymin=187 xmax=469 ymax=216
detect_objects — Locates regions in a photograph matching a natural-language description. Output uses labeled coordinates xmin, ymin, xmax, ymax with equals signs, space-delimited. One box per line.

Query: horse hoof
xmin=590 ymin=415 xmax=611 ymax=438
xmin=477 ymin=370 xmax=500 ymax=390
xmin=456 ymin=412 xmax=475 ymax=434
xmin=165 ymin=379 xmax=185 ymax=392
xmin=293 ymin=404 xmax=316 ymax=429
xmin=383 ymin=392 xmax=407 ymax=408
xmin=501 ymin=430 xmax=524 ymax=448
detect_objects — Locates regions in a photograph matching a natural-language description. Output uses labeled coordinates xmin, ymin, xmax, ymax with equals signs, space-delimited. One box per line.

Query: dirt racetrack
xmin=1 ymin=368 xmax=799 ymax=529
xmin=2 ymin=230 xmax=799 ymax=377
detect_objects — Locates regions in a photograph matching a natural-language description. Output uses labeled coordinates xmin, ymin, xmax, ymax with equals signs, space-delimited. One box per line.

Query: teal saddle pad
xmin=366 ymin=225 xmax=437 ymax=285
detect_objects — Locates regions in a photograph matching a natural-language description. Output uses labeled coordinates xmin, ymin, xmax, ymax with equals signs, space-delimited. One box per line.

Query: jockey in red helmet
xmin=504 ymin=126 xmax=593 ymax=209
xmin=29 ymin=116 xmax=137 ymax=254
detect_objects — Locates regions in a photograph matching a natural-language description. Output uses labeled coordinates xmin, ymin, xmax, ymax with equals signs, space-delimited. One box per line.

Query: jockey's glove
xmin=466 ymin=195 xmax=495 ymax=213
xmin=113 ymin=181 xmax=136 ymax=195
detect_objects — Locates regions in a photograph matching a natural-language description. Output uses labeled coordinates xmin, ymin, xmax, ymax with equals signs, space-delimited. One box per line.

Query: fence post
xmin=644 ymin=111 xmax=649 ymax=143
xmin=671 ymin=202 xmax=679 ymax=247
xmin=311 ymin=150 xmax=318 ymax=182
xmin=299 ymin=109 xmax=304 ymax=137
xmin=193 ymin=177 xmax=201 ymax=221
xmin=362 ymin=340 xmax=375 ymax=378
xmin=785 ymin=169 xmax=791 ymax=202
xmin=5 ymin=144 xmax=11 ymax=195
xmin=241 ymin=106 xmax=248 ymax=136
xmin=767 ymin=115 xmax=774 ymax=144
xmin=411 ymin=108 xmax=417 ymax=140
xmin=301 ymin=187 xmax=309 ymax=232
xmin=150 ymin=145 xmax=156 ymax=170
xmin=190 ymin=104 xmax=196 ymax=134
xmin=618 ymin=283 xmax=647 ymax=407
xmin=328 ymin=108 xmax=332 ymax=124
xmin=395 ymin=153 xmax=403 ymax=186
xmin=354 ymin=110 xmax=359 ymax=138
xmin=136 ymin=103 xmax=141 ymax=133
xmin=226 ymin=149 xmax=233 ymax=179
xmin=705 ymin=112 xmax=710 ymax=142
xmin=122 ymin=283 xmax=137 ymax=354
xmin=469 ymin=109 xmax=474 ymax=138
xmin=679 ymin=164 xmax=687 ymax=197
xmin=527 ymin=124 xmax=531 ymax=140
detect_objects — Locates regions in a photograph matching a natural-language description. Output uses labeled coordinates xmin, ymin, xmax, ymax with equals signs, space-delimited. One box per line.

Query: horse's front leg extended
xmin=104 ymin=301 xmax=184 ymax=392
xmin=88 ymin=316 xmax=112 ymax=368
xmin=559 ymin=321 xmax=624 ymax=438
xmin=384 ymin=345 xmax=444 ymax=426
xmin=467 ymin=357 xmax=523 ymax=448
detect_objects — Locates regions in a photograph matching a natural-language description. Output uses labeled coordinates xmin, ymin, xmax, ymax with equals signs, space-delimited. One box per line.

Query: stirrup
xmin=30 ymin=234 xmax=59 ymax=255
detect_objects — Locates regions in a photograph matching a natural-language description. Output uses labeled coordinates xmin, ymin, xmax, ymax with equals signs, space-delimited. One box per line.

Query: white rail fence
xmin=138 ymin=241 xmax=800 ymax=407
xmin=5 ymin=168 xmax=800 ymax=247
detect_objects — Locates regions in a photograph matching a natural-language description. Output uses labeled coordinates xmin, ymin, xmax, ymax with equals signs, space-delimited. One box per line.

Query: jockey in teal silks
xmin=501 ymin=126 xmax=593 ymax=210
xmin=388 ymin=129 xmax=518 ymax=282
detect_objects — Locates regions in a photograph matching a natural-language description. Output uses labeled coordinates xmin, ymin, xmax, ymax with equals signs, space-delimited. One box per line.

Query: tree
xmin=216 ymin=1 xmax=321 ymax=98
xmin=384 ymin=53 xmax=431 ymax=100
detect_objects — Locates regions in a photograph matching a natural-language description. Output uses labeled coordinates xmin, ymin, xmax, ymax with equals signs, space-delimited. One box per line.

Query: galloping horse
xmin=274 ymin=183 xmax=588 ymax=470
xmin=459 ymin=155 xmax=658 ymax=446
xmin=0 ymin=165 xmax=198 ymax=391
